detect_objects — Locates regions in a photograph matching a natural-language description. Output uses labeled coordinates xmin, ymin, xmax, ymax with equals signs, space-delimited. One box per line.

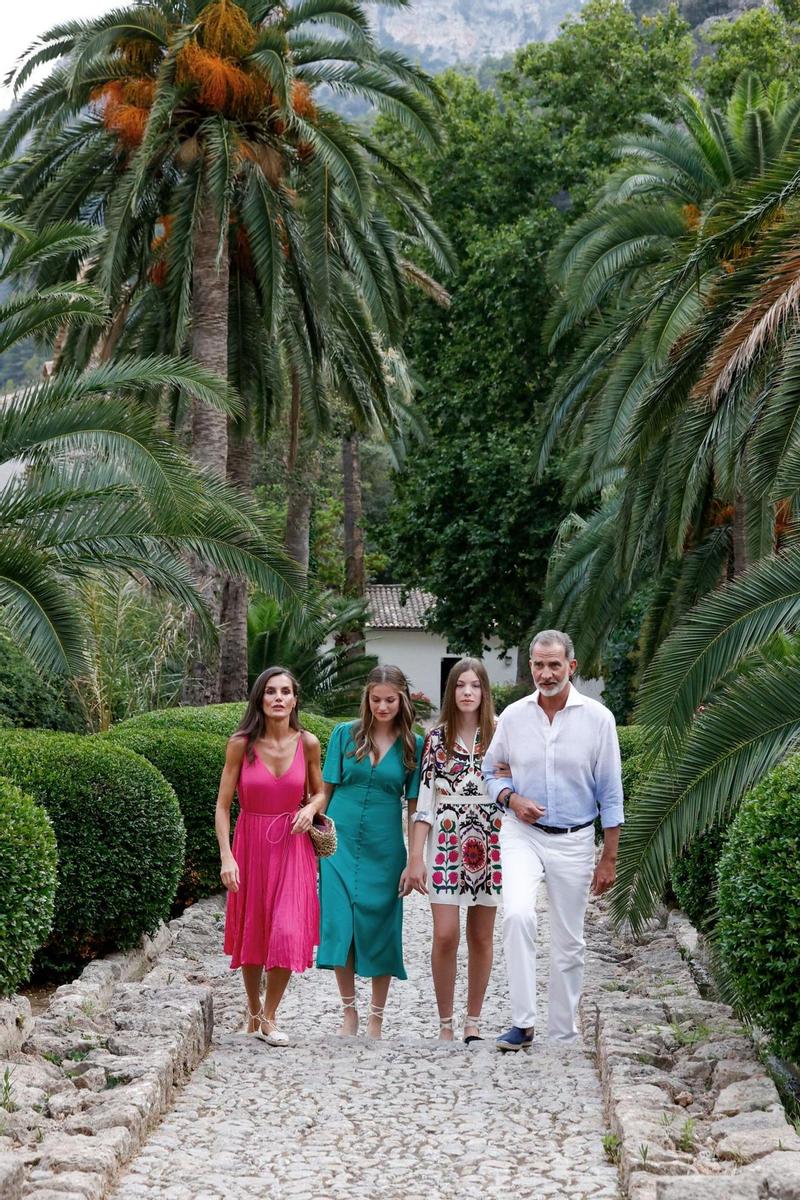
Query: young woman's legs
xmin=368 ymin=974 xmax=391 ymax=1039
xmin=334 ymin=947 xmax=358 ymax=1036
xmin=465 ymin=905 xmax=496 ymax=1036
xmin=241 ymin=965 xmax=264 ymax=1031
xmin=431 ymin=904 xmax=460 ymax=1040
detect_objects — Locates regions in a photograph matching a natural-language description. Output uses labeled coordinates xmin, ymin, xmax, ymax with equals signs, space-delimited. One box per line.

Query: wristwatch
xmin=497 ymin=788 xmax=514 ymax=812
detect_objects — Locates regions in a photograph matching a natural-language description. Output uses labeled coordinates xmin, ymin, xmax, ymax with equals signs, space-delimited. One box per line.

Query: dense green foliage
xmin=0 ymin=778 xmax=57 ymax=995
xmin=0 ymin=732 xmax=184 ymax=974
xmin=695 ymin=8 xmax=800 ymax=104
xmin=383 ymin=0 xmax=695 ymax=653
xmin=0 ymin=634 xmax=85 ymax=732
xmin=670 ymin=825 xmax=729 ymax=931
xmin=717 ymin=757 xmax=800 ymax=1060
xmin=114 ymin=704 xmax=337 ymax=758
xmin=105 ymin=726 xmax=229 ymax=907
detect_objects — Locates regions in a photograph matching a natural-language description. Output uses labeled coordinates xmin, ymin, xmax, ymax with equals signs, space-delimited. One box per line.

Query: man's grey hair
xmin=529 ymin=629 xmax=575 ymax=661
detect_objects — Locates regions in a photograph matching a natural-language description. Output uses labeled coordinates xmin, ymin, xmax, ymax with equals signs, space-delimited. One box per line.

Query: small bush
xmin=671 ymin=824 xmax=730 ymax=931
xmin=717 ymin=754 xmax=800 ymax=1060
xmin=0 ymin=732 xmax=185 ymax=974
xmin=0 ymin=779 xmax=58 ymax=995
xmin=491 ymin=682 xmax=530 ymax=714
xmin=113 ymin=704 xmax=337 ymax=757
xmin=0 ymin=633 xmax=85 ymax=732
xmin=105 ymin=726 xmax=229 ymax=906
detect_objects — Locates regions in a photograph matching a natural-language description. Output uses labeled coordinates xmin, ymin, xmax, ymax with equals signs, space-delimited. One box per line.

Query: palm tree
xmin=0 ymin=207 xmax=299 ymax=676
xmin=538 ymin=73 xmax=800 ymax=674
xmin=2 ymin=0 xmax=449 ymax=701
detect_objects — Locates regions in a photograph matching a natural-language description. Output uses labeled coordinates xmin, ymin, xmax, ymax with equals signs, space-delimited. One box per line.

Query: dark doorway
xmin=440 ymin=656 xmax=460 ymax=704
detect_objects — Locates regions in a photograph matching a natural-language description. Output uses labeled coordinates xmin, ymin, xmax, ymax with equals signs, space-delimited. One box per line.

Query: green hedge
xmin=717 ymin=755 xmax=800 ymax=1061
xmin=491 ymin=682 xmax=530 ymax=714
xmin=105 ymin=726 xmax=229 ymax=907
xmin=671 ymin=824 xmax=729 ymax=931
xmin=0 ymin=732 xmax=185 ymax=974
xmin=113 ymin=704 xmax=337 ymax=757
xmin=0 ymin=778 xmax=58 ymax=996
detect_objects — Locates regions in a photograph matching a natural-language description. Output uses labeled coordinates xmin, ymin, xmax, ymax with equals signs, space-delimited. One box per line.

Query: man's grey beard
xmin=537 ymin=675 xmax=571 ymax=698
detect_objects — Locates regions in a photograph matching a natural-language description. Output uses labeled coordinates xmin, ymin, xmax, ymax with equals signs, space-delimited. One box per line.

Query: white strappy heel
xmin=439 ymin=1015 xmax=455 ymax=1041
xmin=339 ymin=995 xmax=359 ymax=1036
xmin=367 ymin=1002 xmax=385 ymax=1040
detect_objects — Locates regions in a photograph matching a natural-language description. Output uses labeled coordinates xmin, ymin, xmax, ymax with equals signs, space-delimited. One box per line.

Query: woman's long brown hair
xmin=234 ymin=666 xmax=301 ymax=763
xmin=437 ymin=657 xmax=496 ymax=757
xmin=351 ymin=665 xmax=418 ymax=771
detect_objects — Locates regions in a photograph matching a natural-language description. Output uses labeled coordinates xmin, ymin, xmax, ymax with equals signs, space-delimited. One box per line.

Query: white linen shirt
xmin=482 ymin=685 xmax=624 ymax=830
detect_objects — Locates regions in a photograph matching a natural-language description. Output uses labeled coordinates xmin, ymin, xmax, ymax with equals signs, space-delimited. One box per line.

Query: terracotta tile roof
xmin=366 ymin=584 xmax=435 ymax=630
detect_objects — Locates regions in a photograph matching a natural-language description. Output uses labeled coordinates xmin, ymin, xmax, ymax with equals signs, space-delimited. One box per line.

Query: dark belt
xmin=533 ymin=818 xmax=595 ymax=835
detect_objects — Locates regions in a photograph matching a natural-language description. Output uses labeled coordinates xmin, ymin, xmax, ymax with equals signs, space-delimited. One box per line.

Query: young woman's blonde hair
xmin=351 ymin=665 xmax=418 ymax=771
xmin=437 ymin=657 xmax=496 ymax=757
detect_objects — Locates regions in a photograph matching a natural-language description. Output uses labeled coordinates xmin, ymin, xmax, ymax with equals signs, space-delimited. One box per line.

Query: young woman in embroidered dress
xmin=215 ymin=666 xmax=324 ymax=1047
xmin=317 ymin=665 xmax=423 ymax=1039
xmin=404 ymin=658 xmax=500 ymax=1042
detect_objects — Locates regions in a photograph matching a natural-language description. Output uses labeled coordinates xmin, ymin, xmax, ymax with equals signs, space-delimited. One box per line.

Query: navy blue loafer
xmin=496 ymin=1025 xmax=534 ymax=1051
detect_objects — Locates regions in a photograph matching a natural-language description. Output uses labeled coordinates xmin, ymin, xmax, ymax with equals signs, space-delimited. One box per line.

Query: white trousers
xmin=500 ymin=816 xmax=595 ymax=1041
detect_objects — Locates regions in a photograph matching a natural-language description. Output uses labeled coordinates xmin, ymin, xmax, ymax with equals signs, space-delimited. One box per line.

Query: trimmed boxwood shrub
xmin=113 ymin=704 xmax=337 ymax=757
xmin=104 ymin=726 xmax=229 ymax=907
xmin=717 ymin=755 xmax=800 ymax=1060
xmin=0 ymin=778 xmax=58 ymax=995
xmin=670 ymin=824 xmax=730 ymax=931
xmin=0 ymin=732 xmax=185 ymax=974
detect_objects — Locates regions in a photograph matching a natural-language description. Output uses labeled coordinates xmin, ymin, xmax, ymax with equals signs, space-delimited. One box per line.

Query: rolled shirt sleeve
xmin=594 ymin=714 xmax=625 ymax=829
xmin=482 ymin=719 xmax=513 ymax=804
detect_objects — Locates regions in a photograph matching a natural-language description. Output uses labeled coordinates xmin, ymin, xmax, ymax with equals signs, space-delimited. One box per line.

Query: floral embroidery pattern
xmin=419 ymin=726 xmax=502 ymax=904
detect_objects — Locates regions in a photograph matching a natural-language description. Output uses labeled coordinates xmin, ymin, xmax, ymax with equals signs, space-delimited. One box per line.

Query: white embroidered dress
xmin=413 ymin=726 xmax=502 ymax=907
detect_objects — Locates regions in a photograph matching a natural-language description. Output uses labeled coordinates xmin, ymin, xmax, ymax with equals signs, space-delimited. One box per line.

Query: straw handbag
xmin=308 ymin=813 xmax=337 ymax=858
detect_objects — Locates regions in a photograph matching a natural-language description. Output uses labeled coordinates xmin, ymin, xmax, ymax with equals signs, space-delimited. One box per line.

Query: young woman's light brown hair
xmin=351 ymin=665 xmax=418 ymax=770
xmin=438 ymin=657 xmax=496 ymax=756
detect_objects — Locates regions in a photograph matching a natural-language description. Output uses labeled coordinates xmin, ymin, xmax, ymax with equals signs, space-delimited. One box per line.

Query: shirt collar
xmin=528 ymin=682 xmax=584 ymax=708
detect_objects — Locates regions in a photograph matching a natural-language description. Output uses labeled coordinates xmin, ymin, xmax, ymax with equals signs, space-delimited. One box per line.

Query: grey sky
xmin=1 ymin=1 xmax=111 ymax=108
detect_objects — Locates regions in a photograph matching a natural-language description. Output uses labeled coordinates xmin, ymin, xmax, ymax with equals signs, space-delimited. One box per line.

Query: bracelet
xmin=496 ymin=788 xmax=513 ymax=811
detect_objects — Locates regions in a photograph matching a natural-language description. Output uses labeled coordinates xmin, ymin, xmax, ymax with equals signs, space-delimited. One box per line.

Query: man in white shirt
xmin=482 ymin=629 xmax=623 ymax=1049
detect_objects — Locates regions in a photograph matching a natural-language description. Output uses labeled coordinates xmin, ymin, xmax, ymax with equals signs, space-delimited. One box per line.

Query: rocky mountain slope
xmin=371 ymin=0 xmax=578 ymax=71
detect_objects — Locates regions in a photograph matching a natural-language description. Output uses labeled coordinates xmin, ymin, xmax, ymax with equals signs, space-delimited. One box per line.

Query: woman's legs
xmin=464 ymin=905 xmax=496 ymax=1036
xmin=431 ymin=904 xmax=460 ymax=1040
xmin=241 ymin=965 xmax=264 ymax=1031
xmin=334 ymin=947 xmax=358 ymax=1036
xmin=368 ymin=974 xmax=391 ymax=1039
xmin=263 ymin=968 xmax=291 ymax=1023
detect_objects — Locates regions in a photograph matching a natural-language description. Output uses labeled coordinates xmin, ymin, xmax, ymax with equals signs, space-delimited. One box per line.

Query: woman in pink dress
xmin=215 ymin=666 xmax=323 ymax=1046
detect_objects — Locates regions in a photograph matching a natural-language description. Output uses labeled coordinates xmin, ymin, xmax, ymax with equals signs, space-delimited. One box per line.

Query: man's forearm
xmin=601 ymin=826 xmax=620 ymax=860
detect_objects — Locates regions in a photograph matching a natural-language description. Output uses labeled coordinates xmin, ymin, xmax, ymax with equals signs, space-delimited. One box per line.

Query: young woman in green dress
xmin=318 ymin=665 xmax=423 ymax=1038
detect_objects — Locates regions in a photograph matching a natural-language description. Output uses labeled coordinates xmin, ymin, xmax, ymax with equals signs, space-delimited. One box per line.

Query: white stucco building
xmin=363 ymin=584 xmax=605 ymax=708
xmin=364 ymin=584 xmax=518 ymax=705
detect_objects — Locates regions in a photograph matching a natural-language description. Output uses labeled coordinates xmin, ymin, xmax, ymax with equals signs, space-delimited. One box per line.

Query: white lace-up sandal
xmin=367 ymin=1002 xmax=385 ymax=1040
xmin=258 ymin=1009 xmax=289 ymax=1047
xmin=464 ymin=1016 xmax=483 ymax=1045
xmin=339 ymin=995 xmax=359 ymax=1037
xmin=439 ymin=1015 xmax=455 ymax=1041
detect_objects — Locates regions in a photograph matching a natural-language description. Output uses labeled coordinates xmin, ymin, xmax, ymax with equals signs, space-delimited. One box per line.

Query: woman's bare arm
xmin=215 ymin=736 xmax=246 ymax=892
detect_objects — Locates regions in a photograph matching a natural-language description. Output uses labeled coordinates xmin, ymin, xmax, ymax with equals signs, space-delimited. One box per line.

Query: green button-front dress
xmin=318 ymin=722 xmax=422 ymax=979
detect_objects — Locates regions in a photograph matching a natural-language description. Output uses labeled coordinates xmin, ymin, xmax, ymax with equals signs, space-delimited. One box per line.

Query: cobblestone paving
xmin=111 ymin=892 xmax=622 ymax=1200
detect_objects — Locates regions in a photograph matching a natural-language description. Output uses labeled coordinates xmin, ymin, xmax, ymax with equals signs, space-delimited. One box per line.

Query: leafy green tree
xmin=382 ymin=0 xmax=695 ymax=657
xmin=695 ymin=8 xmax=800 ymax=105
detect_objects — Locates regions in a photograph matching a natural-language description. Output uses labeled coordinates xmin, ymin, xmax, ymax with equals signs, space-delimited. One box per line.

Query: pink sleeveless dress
xmin=224 ymin=737 xmax=319 ymax=972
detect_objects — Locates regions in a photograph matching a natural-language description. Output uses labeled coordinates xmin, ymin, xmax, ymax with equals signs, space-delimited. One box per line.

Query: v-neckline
xmin=254 ymin=735 xmax=302 ymax=782
xmin=370 ymin=736 xmax=399 ymax=769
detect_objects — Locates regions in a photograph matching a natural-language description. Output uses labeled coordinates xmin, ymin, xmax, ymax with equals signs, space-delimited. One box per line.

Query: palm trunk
xmin=218 ymin=423 xmax=252 ymax=701
xmin=342 ymin=431 xmax=365 ymax=599
xmin=284 ymin=372 xmax=318 ymax=580
xmin=182 ymin=195 xmax=230 ymax=706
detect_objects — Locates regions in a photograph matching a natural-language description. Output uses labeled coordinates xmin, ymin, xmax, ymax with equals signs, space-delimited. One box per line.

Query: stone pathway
xmin=110 ymin=893 xmax=622 ymax=1200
